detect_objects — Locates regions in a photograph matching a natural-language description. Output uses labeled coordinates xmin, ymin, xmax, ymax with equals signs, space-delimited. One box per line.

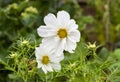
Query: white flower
xmin=35 ymin=45 xmax=64 ymax=74
xmin=37 ymin=10 xmax=80 ymax=54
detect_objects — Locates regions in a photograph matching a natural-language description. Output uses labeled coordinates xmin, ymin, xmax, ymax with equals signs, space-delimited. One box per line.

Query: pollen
xmin=57 ymin=28 xmax=67 ymax=38
xmin=42 ymin=56 xmax=49 ymax=64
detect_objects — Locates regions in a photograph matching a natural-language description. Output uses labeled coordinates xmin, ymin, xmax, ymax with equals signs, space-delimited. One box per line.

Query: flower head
xmin=35 ymin=45 xmax=64 ymax=74
xmin=25 ymin=6 xmax=38 ymax=14
xmin=9 ymin=52 xmax=18 ymax=58
xmin=21 ymin=40 xmax=29 ymax=45
xmin=37 ymin=10 xmax=80 ymax=54
xmin=87 ymin=42 xmax=97 ymax=50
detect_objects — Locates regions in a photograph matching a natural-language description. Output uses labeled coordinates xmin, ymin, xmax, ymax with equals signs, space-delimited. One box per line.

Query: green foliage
xmin=1 ymin=38 xmax=120 ymax=82
xmin=0 ymin=0 xmax=120 ymax=82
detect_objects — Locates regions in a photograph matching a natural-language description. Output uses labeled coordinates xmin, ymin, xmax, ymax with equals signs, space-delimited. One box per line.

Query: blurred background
xmin=0 ymin=0 xmax=120 ymax=81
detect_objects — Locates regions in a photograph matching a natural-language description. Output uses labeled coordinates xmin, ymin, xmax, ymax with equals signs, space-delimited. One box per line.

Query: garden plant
xmin=0 ymin=0 xmax=120 ymax=82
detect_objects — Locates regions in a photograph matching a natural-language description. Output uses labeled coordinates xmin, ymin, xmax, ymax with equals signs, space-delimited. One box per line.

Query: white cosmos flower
xmin=35 ymin=45 xmax=64 ymax=74
xmin=37 ymin=10 xmax=80 ymax=55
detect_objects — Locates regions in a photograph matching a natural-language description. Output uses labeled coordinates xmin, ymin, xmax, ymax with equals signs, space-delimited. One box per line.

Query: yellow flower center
xmin=57 ymin=28 xmax=67 ymax=38
xmin=42 ymin=56 xmax=49 ymax=64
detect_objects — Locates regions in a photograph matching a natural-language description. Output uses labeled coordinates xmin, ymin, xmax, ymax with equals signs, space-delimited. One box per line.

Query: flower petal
xmin=44 ymin=13 xmax=58 ymax=27
xmin=68 ymin=30 xmax=80 ymax=42
xmin=50 ymin=53 xmax=64 ymax=63
xmin=37 ymin=61 xmax=42 ymax=68
xmin=41 ymin=37 xmax=58 ymax=50
xmin=42 ymin=65 xmax=48 ymax=74
xmin=66 ymin=19 xmax=78 ymax=31
xmin=55 ymin=38 xmax=66 ymax=55
xmin=37 ymin=26 xmax=56 ymax=37
xmin=35 ymin=47 xmax=44 ymax=59
xmin=65 ymin=38 xmax=77 ymax=53
xmin=57 ymin=10 xmax=70 ymax=26
xmin=51 ymin=63 xmax=61 ymax=71
xmin=45 ymin=64 xmax=53 ymax=72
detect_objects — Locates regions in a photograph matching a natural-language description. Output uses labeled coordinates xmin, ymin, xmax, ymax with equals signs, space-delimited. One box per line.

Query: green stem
xmin=45 ymin=74 xmax=47 ymax=82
